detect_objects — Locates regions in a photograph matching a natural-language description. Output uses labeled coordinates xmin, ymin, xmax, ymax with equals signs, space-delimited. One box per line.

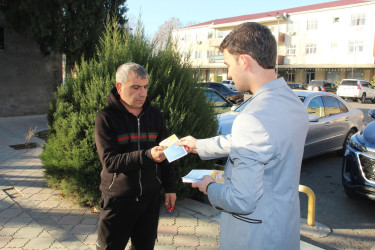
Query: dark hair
xmin=219 ymin=22 xmax=276 ymax=69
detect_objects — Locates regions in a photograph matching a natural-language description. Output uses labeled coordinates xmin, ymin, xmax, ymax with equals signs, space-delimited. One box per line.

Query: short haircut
xmin=219 ymin=22 xmax=276 ymax=69
xmin=116 ymin=62 xmax=149 ymax=84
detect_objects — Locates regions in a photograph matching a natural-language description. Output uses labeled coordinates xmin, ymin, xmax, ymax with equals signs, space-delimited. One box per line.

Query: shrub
xmin=41 ymin=19 xmax=218 ymax=207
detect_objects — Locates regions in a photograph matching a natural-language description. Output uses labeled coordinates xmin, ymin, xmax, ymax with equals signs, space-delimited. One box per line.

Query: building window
xmin=351 ymin=14 xmax=365 ymax=27
xmin=333 ymin=17 xmax=340 ymax=23
xmin=0 ymin=27 xmax=4 ymax=50
xmin=286 ymin=69 xmax=295 ymax=82
xmin=307 ymin=19 xmax=318 ymax=31
xmin=196 ymin=33 xmax=204 ymax=42
xmin=217 ymin=31 xmax=224 ymax=38
xmin=305 ymin=43 xmax=317 ymax=54
xmin=185 ymin=34 xmax=191 ymax=43
xmin=348 ymin=40 xmax=363 ymax=53
xmin=195 ymin=51 xmax=202 ymax=59
xmin=286 ymin=45 xmax=296 ymax=55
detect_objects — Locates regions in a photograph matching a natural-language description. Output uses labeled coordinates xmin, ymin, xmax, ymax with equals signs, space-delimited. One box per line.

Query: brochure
xmin=159 ymin=134 xmax=188 ymax=163
xmin=182 ymin=169 xmax=225 ymax=183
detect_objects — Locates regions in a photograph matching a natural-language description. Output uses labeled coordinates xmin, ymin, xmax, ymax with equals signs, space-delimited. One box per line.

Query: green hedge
xmin=41 ymin=20 xmax=218 ymax=207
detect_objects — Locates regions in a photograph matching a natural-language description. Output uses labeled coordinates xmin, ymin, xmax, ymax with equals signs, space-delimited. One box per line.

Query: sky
xmin=126 ymin=0 xmax=332 ymax=37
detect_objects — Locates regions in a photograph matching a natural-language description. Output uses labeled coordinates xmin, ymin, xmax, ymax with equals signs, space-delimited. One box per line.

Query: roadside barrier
xmin=299 ymin=185 xmax=316 ymax=226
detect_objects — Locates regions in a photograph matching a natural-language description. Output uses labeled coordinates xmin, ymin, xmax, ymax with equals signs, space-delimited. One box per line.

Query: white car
xmin=217 ymin=90 xmax=365 ymax=159
xmin=336 ymin=79 xmax=375 ymax=103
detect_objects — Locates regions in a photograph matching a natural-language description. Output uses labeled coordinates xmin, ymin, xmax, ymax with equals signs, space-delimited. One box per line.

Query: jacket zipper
xmin=109 ymin=173 xmax=117 ymax=190
xmin=137 ymin=114 xmax=144 ymax=198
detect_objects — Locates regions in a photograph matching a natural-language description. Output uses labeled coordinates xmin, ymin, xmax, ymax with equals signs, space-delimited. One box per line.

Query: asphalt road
xmin=300 ymin=100 xmax=375 ymax=249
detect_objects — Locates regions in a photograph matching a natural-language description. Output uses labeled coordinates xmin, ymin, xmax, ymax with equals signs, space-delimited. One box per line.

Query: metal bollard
xmin=299 ymin=185 xmax=316 ymax=226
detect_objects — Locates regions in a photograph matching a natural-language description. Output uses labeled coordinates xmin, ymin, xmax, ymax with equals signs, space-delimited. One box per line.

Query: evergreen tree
xmin=0 ymin=0 xmax=127 ymax=67
xmin=41 ymin=20 xmax=218 ymax=206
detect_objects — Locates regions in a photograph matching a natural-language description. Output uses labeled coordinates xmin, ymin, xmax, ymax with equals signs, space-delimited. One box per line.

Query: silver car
xmin=217 ymin=90 xmax=365 ymax=159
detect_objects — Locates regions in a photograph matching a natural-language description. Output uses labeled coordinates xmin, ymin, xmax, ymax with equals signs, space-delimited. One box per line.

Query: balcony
xmin=209 ymin=55 xmax=224 ymax=63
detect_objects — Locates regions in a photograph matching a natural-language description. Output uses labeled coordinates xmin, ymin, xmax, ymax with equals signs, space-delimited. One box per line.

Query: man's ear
xmin=239 ymin=54 xmax=252 ymax=71
xmin=115 ymin=82 xmax=122 ymax=95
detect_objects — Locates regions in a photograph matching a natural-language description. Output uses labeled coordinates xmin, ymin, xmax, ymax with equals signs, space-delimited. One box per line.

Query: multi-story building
xmin=172 ymin=0 xmax=375 ymax=85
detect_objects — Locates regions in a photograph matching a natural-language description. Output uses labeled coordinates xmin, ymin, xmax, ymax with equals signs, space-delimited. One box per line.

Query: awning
xmin=278 ymin=64 xmax=375 ymax=69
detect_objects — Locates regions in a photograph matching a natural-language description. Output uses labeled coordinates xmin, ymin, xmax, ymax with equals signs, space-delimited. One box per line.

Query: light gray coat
xmin=197 ymin=78 xmax=309 ymax=250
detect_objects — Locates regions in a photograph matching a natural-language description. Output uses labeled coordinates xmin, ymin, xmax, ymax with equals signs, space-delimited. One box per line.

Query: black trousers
xmin=96 ymin=192 xmax=161 ymax=250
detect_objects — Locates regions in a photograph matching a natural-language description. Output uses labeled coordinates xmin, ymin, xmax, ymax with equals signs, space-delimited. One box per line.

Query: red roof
xmin=184 ymin=0 xmax=371 ymax=29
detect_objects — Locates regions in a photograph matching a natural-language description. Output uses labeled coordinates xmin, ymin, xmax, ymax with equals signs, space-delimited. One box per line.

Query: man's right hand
xmin=151 ymin=146 xmax=167 ymax=163
xmin=178 ymin=136 xmax=198 ymax=154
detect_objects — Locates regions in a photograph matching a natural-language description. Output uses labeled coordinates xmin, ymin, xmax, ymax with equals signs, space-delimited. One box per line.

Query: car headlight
xmin=348 ymin=135 xmax=367 ymax=152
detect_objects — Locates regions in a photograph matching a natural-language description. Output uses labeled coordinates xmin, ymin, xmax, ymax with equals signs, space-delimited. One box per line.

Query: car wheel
xmin=359 ymin=94 xmax=366 ymax=103
xmin=371 ymin=98 xmax=375 ymax=103
xmin=337 ymin=129 xmax=355 ymax=156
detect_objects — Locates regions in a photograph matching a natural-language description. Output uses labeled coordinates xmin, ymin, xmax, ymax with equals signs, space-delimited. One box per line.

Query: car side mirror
xmin=308 ymin=114 xmax=319 ymax=122
xmin=231 ymin=105 xmax=238 ymax=111
xmin=368 ymin=109 xmax=375 ymax=119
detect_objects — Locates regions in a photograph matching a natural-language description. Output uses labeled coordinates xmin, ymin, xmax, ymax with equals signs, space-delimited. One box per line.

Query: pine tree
xmin=41 ymin=19 xmax=218 ymax=206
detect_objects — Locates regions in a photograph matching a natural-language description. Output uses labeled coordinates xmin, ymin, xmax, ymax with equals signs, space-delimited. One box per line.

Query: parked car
xmin=204 ymin=82 xmax=244 ymax=104
xmin=217 ymin=90 xmax=365 ymax=159
xmin=288 ymin=83 xmax=305 ymax=90
xmin=204 ymin=88 xmax=234 ymax=114
xmin=222 ymin=80 xmax=237 ymax=91
xmin=307 ymin=80 xmax=337 ymax=93
xmin=342 ymin=109 xmax=375 ymax=200
xmin=336 ymin=79 xmax=375 ymax=103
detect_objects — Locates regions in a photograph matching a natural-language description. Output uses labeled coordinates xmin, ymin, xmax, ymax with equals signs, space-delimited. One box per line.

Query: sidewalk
xmin=0 ymin=115 xmax=323 ymax=249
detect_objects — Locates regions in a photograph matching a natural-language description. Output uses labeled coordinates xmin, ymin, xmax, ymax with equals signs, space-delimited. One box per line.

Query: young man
xmin=179 ymin=22 xmax=309 ymax=249
xmin=95 ymin=62 xmax=176 ymax=249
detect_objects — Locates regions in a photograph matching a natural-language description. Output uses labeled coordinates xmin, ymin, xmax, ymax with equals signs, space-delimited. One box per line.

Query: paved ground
xmin=0 ymin=114 xmax=322 ymax=249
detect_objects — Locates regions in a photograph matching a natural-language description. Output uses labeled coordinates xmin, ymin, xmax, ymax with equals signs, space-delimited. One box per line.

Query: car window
xmin=340 ymin=80 xmax=357 ymax=86
xmin=307 ymin=96 xmax=325 ymax=118
xmin=322 ymin=96 xmax=341 ymax=116
xmin=338 ymin=100 xmax=348 ymax=113
xmin=205 ymin=91 xmax=227 ymax=107
xmin=361 ymin=81 xmax=369 ymax=88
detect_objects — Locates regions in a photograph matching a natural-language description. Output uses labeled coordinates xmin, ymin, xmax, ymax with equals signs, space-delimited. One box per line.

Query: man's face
xmin=116 ymin=71 xmax=148 ymax=110
xmin=223 ymin=49 xmax=246 ymax=92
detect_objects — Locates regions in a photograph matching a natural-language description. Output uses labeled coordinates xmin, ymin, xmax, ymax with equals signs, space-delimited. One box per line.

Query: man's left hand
xmin=165 ymin=193 xmax=177 ymax=212
xmin=192 ymin=175 xmax=215 ymax=194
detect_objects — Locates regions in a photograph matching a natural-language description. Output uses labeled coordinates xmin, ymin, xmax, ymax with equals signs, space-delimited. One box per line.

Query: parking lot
xmin=299 ymin=101 xmax=375 ymax=249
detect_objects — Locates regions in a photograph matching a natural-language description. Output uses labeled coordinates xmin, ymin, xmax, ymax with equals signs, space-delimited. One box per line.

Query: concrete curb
xmin=300 ymin=218 xmax=332 ymax=238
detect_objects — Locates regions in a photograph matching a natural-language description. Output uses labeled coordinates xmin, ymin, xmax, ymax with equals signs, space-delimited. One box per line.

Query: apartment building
xmin=172 ymin=0 xmax=375 ymax=85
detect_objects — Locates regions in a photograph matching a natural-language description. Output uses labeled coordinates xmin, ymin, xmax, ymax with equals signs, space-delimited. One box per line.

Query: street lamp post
xmin=266 ymin=12 xmax=281 ymax=77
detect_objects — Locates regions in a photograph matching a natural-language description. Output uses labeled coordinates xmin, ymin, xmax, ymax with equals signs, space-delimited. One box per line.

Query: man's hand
xmin=151 ymin=146 xmax=167 ymax=163
xmin=178 ymin=136 xmax=198 ymax=154
xmin=192 ymin=175 xmax=215 ymax=194
xmin=165 ymin=193 xmax=177 ymax=212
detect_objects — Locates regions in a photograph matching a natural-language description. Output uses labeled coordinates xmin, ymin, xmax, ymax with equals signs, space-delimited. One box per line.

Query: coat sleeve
xmin=95 ymin=111 xmax=155 ymax=174
xmin=206 ymin=113 xmax=275 ymax=215
xmin=157 ymin=113 xmax=176 ymax=193
xmin=197 ymin=134 xmax=232 ymax=160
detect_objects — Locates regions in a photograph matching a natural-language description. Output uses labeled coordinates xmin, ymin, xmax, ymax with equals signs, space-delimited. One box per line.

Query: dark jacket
xmin=95 ymin=87 xmax=176 ymax=198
